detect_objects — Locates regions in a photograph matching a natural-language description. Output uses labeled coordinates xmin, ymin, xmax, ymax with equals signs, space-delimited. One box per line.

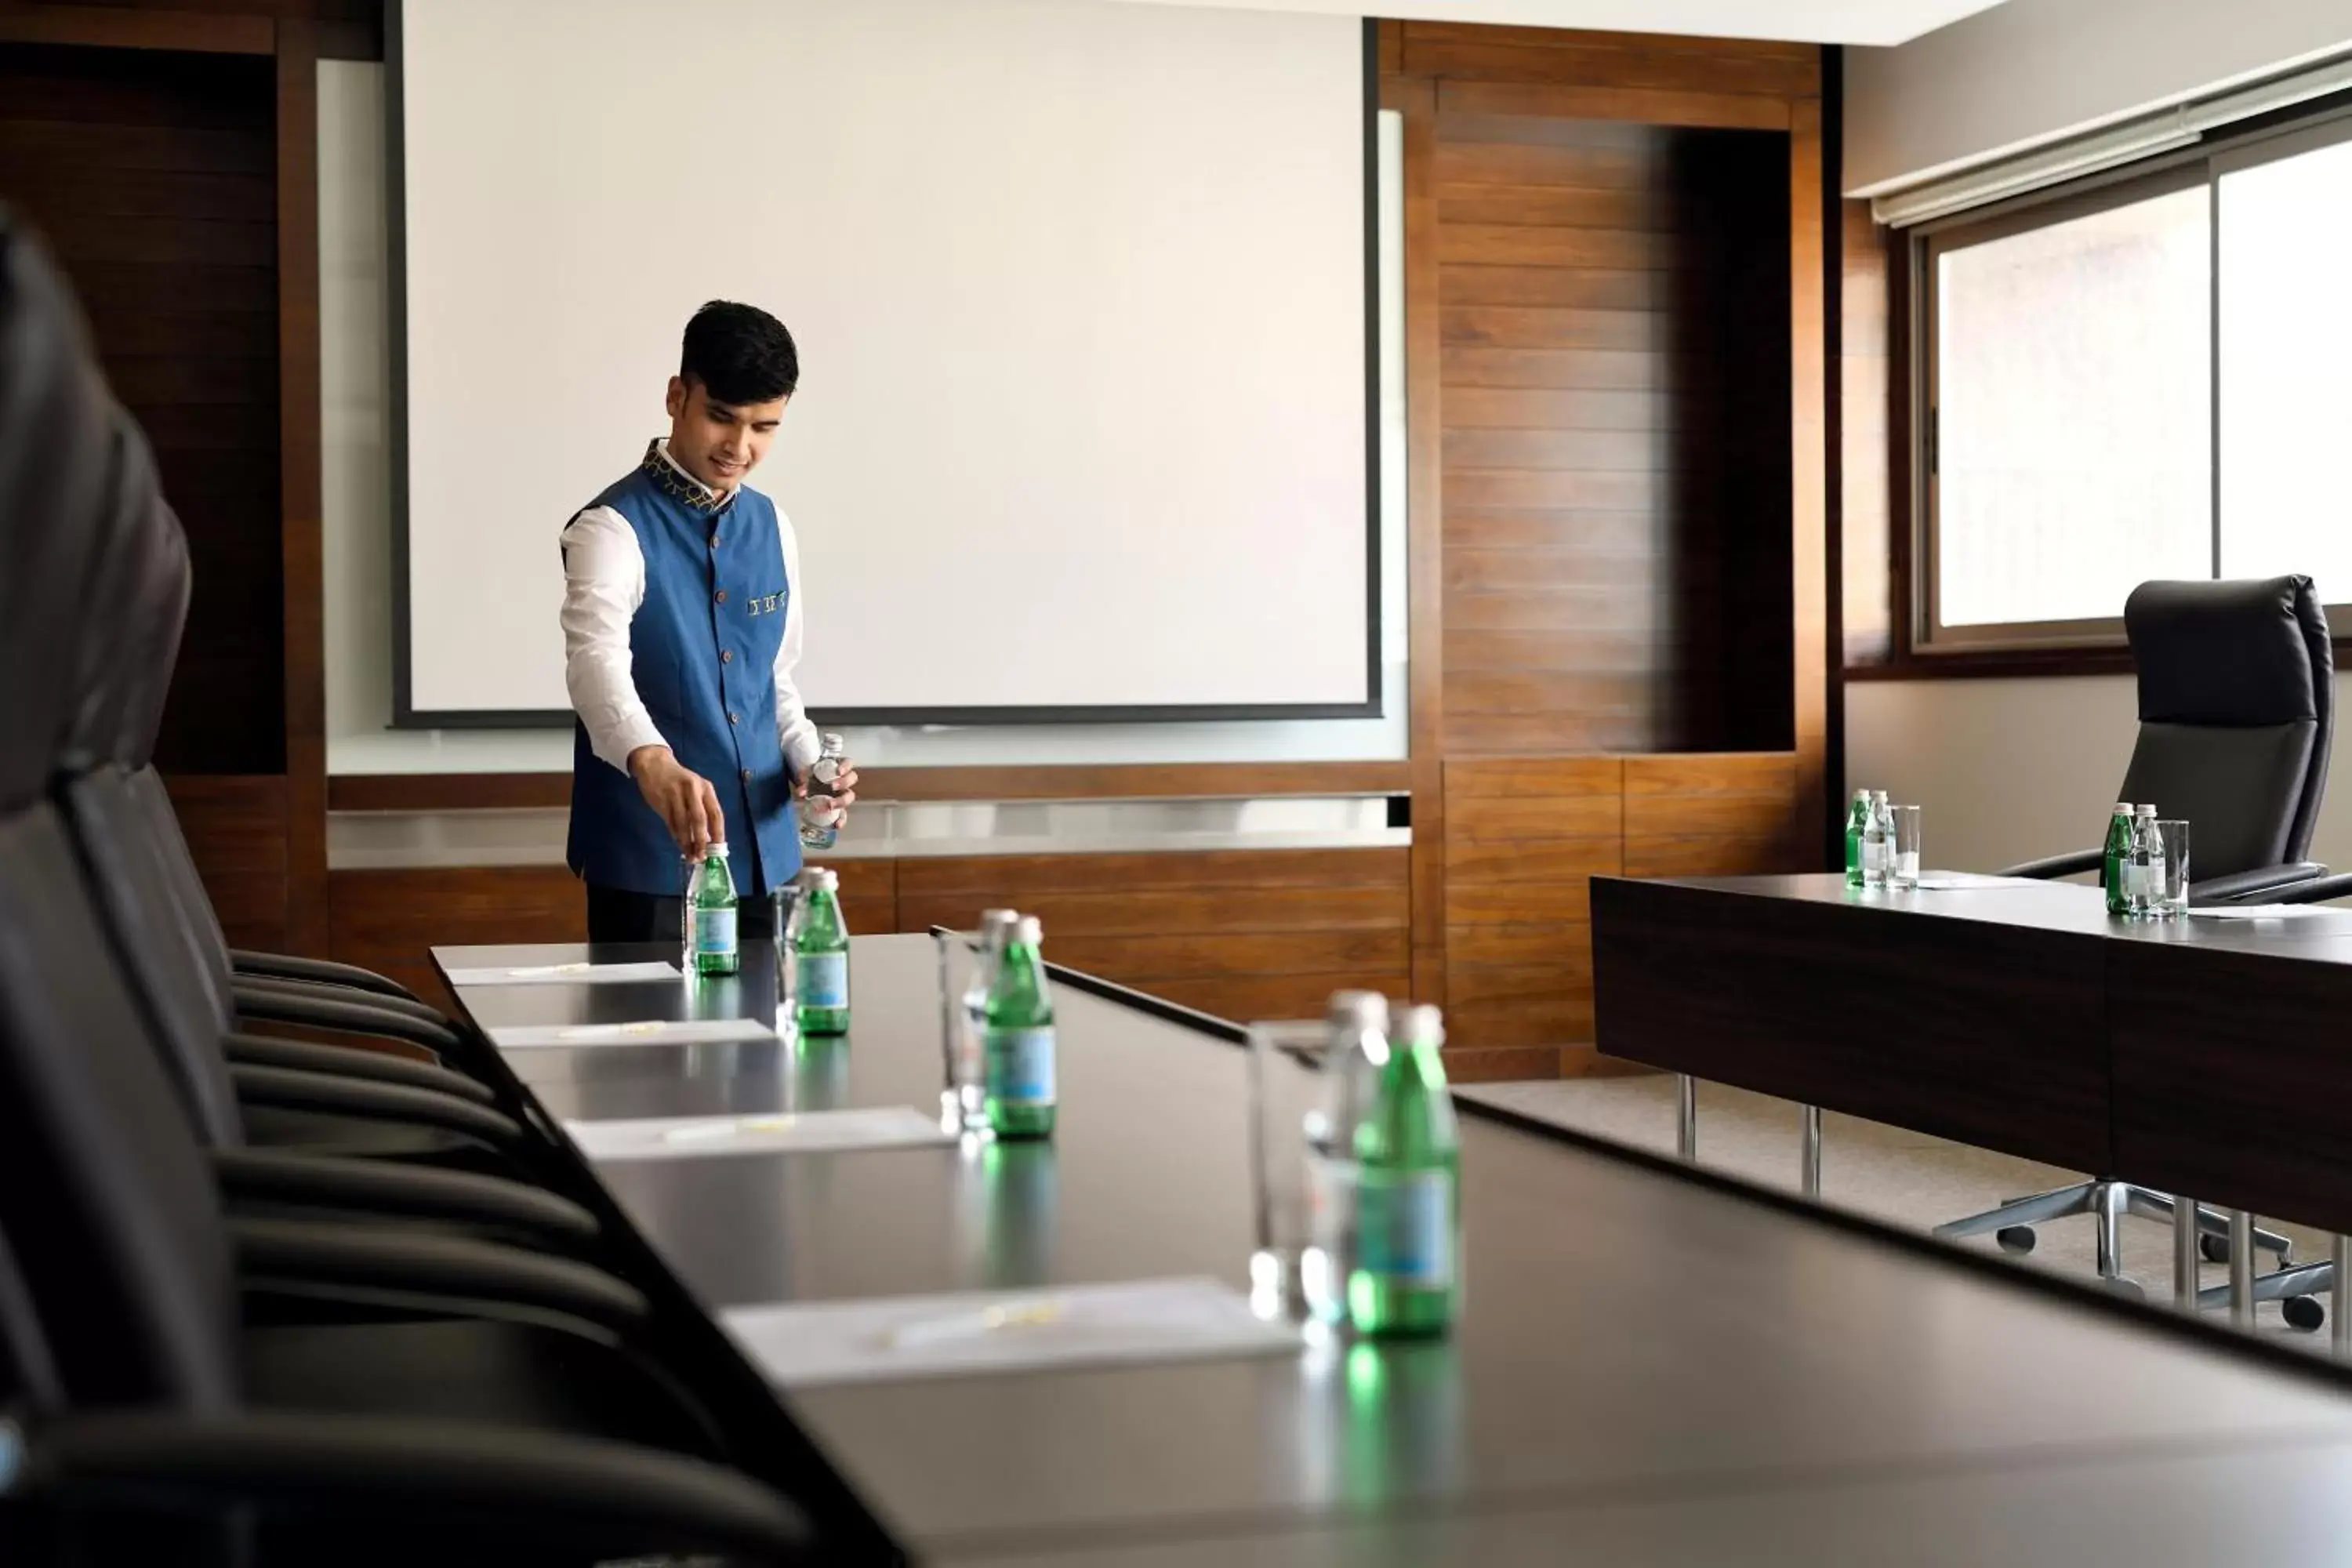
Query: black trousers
xmin=585 ymin=884 xmax=778 ymax=946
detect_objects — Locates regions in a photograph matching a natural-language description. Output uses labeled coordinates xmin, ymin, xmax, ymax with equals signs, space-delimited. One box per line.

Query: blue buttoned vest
xmin=565 ymin=446 xmax=803 ymax=899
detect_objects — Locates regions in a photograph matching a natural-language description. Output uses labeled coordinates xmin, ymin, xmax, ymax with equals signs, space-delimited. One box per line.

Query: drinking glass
xmin=932 ymin=929 xmax=991 ymax=1136
xmin=1247 ymin=1020 xmax=1350 ymax=1326
xmin=771 ymin=884 xmax=805 ymax=1035
xmin=1889 ymin=805 xmax=1923 ymax=889
xmin=2155 ymin=819 xmax=2190 ymax=917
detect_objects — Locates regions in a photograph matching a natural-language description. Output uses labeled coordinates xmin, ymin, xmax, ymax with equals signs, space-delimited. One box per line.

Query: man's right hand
xmin=628 ymin=745 xmax=724 ymax=861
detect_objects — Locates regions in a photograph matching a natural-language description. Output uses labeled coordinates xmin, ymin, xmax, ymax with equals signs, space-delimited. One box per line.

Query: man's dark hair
xmin=680 ymin=300 xmax=798 ymax=405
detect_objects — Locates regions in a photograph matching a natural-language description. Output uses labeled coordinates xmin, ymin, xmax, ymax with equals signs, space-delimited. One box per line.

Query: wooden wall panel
xmin=1622 ymin=753 xmax=1799 ymax=878
xmin=898 ymin=848 xmax=1410 ymax=1036
xmin=329 ymin=866 xmax=584 ymax=1013
xmin=1432 ymin=102 xmax=1794 ymax=759
xmin=826 ymin=858 xmax=898 ymax=941
xmin=163 ymin=773 xmax=287 ymax=950
xmin=1443 ymin=757 xmax=1621 ymax=1077
xmin=0 ymin=39 xmax=287 ymax=776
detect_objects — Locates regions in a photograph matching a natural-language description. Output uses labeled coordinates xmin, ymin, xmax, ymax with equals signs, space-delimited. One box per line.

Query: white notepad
xmin=488 ymin=1018 xmax=775 ymax=1050
xmin=720 ymin=1276 xmax=1301 ymax=1388
xmin=1904 ymin=873 xmax=2024 ymax=891
xmin=443 ymin=960 xmax=681 ymax=986
xmin=2187 ymin=905 xmax=2342 ymax=920
xmin=562 ymin=1106 xmax=954 ymax=1162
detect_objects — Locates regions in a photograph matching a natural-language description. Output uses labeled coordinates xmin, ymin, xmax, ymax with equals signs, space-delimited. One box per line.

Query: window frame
xmin=1901 ymin=99 xmax=2352 ymax=665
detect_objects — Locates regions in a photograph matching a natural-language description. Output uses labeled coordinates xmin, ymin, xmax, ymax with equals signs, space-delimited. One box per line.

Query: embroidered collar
xmin=641 ymin=437 xmax=735 ymax=515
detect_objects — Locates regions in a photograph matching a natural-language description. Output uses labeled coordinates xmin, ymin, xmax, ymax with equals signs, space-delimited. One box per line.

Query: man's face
xmin=663 ymin=376 xmax=787 ymax=493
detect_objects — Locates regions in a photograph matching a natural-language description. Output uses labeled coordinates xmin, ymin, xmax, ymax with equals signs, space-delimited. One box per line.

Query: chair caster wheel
xmin=2201 ymin=1234 xmax=2231 ymax=1265
xmin=2284 ymin=1296 xmax=2326 ymax=1333
xmin=1996 ymin=1225 xmax=2038 ymax=1254
xmin=2100 ymin=1277 xmax=2145 ymax=1303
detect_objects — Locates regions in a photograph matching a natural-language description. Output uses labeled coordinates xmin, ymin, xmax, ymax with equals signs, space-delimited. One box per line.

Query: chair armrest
xmin=227 ymin=1063 xmax=522 ymax=1148
xmin=11 ymin=1410 xmax=811 ymax=1563
xmin=221 ymin=1032 xmax=496 ymax=1107
xmin=1995 ymin=848 xmax=2103 ymax=880
xmin=229 ymin=1216 xmax=647 ymax=1330
xmin=235 ymin=973 xmax=453 ymax=1031
xmin=229 ymin=948 xmax=423 ymax=1004
xmin=231 ymin=983 xmax=466 ymax=1057
xmin=211 ymin=1148 xmax=597 ymax=1244
xmin=2188 ymin=861 xmax=2331 ymax=906
xmin=2264 ymin=873 xmax=2352 ymax=906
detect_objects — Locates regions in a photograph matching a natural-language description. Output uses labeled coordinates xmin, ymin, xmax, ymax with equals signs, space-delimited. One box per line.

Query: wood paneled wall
xmin=1442 ymin=753 xmax=1798 ymax=1074
xmin=0 ymin=38 xmax=286 ymax=775
xmin=165 ymin=774 xmax=288 ymax=950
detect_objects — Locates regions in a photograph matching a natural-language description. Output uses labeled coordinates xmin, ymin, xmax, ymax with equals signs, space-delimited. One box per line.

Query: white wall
xmin=1846 ymin=677 xmax=2352 ymax=876
xmin=319 ymin=63 xmax=1406 ymax=775
xmin=1845 ymin=0 xmax=2352 ymax=194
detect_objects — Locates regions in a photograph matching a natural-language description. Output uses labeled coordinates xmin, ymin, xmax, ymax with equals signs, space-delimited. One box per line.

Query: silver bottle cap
xmin=978 ymin=909 xmax=1020 ymax=946
xmin=684 ymin=842 xmax=729 ymax=860
xmin=1399 ymin=1004 xmax=1445 ymax=1047
xmin=1870 ymin=789 xmax=1889 ymax=803
xmin=2134 ymin=803 xmax=2158 ymax=817
xmin=1014 ymin=915 xmax=1044 ymax=945
xmin=819 ymin=731 xmax=846 ymax=753
xmin=805 ymin=867 xmax=839 ymax=891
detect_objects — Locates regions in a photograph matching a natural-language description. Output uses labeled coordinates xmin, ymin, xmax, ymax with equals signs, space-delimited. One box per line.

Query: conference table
xmin=440 ymin=931 xmax=2352 ymax=1565
xmin=1591 ymin=873 xmax=2352 ymax=1243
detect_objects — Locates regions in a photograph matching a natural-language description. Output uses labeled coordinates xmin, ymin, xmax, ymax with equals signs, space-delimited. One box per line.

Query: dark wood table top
xmin=440 ymin=934 xmax=2352 ymax=1563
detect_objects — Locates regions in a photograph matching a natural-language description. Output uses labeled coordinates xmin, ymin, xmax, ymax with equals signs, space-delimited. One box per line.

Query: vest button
xmin=709 ymin=533 xmax=720 ymax=550
xmin=720 ymin=650 xmax=733 ymax=664
xmin=742 ymin=768 xmax=753 ymax=782
xmin=728 ymin=712 xmax=739 ymax=725
xmin=714 ymin=590 xmax=727 ymax=604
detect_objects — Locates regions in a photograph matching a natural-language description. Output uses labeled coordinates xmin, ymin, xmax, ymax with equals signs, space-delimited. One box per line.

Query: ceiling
xmin=1106 ymin=0 xmax=2014 ymax=48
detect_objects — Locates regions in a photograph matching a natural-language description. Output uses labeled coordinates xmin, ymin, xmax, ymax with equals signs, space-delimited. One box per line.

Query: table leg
xmin=1799 ymin=1104 xmax=1821 ymax=1199
xmin=2230 ymin=1210 xmax=2256 ymax=1328
xmin=2174 ymin=1194 xmax=2200 ymax=1311
xmin=1676 ymin=1074 xmax=1697 ymax=1162
xmin=2336 ymin=1236 xmax=2350 ymax=1356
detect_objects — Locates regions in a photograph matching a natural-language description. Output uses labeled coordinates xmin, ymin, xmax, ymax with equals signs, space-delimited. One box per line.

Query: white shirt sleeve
xmin=559 ymin=506 xmax=667 ymax=774
xmin=774 ymin=509 xmax=823 ymax=777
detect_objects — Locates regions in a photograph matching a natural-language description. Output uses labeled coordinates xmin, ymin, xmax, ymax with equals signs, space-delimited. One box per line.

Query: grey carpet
xmin=1459 ymin=1075 xmax=2338 ymax=1349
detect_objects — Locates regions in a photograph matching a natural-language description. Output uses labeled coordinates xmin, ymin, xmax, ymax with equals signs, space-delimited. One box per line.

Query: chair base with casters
xmin=1934 ymin=1181 xmax=2292 ymax=1299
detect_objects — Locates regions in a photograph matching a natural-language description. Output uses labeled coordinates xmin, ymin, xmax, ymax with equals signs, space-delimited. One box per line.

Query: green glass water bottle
xmin=982 ymin=916 xmax=1057 ymax=1140
xmin=1348 ymin=1003 xmax=1461 ymax=1338
xmin=793 ymin=866 xmax=851 ymax=1035
xmin=2102 ymin=804 xmax=2136 ymax=916
xmin=684 ymin=844 xmax=739 ymax=976
xmin=1844 ymin=789 xmax=1871 ymax=887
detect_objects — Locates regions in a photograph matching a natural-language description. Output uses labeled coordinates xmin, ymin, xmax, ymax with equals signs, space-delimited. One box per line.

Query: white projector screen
xmin=393 ymin=0 xmax=1374 ymax=725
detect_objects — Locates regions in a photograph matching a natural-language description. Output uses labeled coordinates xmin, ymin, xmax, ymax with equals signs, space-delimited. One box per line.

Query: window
xmin=1917 ymin=112 xmax=2352 ymax=652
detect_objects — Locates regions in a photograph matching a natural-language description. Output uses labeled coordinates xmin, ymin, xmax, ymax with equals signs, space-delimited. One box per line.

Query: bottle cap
xmin=2114 ymin=804 xmax=2134 ymax=815
xmin=2135 ymin=803 xmax=2158 ymax=816
xmin=1854 ymin=788 xmax=1871 ymax=800
xmin=684 ymin=842 xmax=730 ymax=859
xmin=806 ymin=866 xmax=839 ymax=890
xmin=978 ymin=909 xmax=1019 ymax=943
xmin=820 ymin=731 xmax=846 ymax=752
xmin=1013 ymin=915 xmax=1044 ymax=944
xmin=1327 ymin=989 xmax=1389 ymax=1033
xmin=1870 ymin=789 xmax=1889 ymax=802
xmin=1399 ymin=1004 xmax=1445 ymax=1048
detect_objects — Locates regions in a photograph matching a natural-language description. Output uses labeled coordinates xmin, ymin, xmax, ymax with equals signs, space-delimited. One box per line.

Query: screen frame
xmin=384 ymin=3 xmax=1385 ymax=730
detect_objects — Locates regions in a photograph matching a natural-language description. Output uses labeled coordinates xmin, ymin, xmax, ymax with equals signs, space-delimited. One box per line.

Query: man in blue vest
xmin=560 ymin=300 xmax=855 ymax=942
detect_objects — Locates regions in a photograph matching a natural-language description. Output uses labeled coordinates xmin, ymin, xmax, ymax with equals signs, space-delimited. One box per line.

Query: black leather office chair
xmin=1933 ymin=576 xmax=2335 ymax=1304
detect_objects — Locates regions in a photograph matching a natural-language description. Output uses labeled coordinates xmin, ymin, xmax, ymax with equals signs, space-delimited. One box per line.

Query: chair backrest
xmin=2119 ymin=577 xmax=2335 ymax=877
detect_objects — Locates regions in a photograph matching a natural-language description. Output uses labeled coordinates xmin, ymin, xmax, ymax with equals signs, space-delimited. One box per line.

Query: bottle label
xmin=1357 ymin=1170 xmax=1454 ymax=1290
xmin=985 ymin=1025 xmax=1056 ymax=1105
xmin=798 ymin=950 xmax=848 ymax=1008
xmin=693 ymin=906 xmax=737 ymax=956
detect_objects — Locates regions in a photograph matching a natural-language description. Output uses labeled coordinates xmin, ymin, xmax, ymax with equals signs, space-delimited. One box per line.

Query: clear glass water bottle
xmin=982 ymin=916 xmax=1058 ymax=1140
xmin=1862 ymin=789 xmax=1894 ymax=888
xmin=955 ymin=909 xmax=1019 ymax=1132
xmin=799 ymin=732 xmax=851 ymax=849
xmin=1305 ymin=990 xmax=1387 ymax=1323
xmin=2129 ymin=804 xmax=2165 ymax=918
xmin=683 ymin=844 xmax=738 ymax=976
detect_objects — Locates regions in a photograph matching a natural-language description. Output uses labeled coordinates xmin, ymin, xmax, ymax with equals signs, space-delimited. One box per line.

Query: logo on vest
xmin=747 ymin=593 xmax=782 ymax=616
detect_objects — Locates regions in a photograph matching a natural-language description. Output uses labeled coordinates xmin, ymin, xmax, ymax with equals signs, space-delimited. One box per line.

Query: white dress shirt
xmin=559 ymin=439 xmax=822 ymax=781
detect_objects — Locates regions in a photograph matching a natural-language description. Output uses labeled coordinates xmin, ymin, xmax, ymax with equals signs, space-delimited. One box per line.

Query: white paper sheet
xmin=1904 ymin=873 xmax=2026 ymax=891
xmin=720 ymin=1276 xmax=1301 ymax=1387
xmin=489 ymin=1018 xmax=775 ymax=1050
xmin=563 ymin=1106 xmax=954 ymax=1162
xmin=443 ymin=960 xmax=680 ymax=986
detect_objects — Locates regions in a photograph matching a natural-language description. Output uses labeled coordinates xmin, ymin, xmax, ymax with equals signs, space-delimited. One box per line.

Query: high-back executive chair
xmin=1933 ymin=577 xmax=2336 ymax=1319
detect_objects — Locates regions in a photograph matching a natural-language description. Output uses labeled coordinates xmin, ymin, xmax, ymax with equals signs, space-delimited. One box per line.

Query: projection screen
xmin=394 ymin=0 xmax=1375 ymax=724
